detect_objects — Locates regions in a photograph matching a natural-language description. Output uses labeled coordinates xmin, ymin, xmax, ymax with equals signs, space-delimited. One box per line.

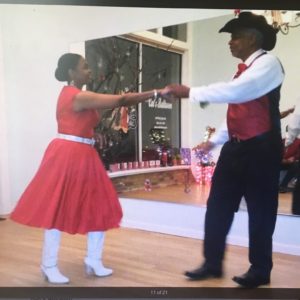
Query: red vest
xmin=227 ymin=95 xmax=272 ymax=140
xmin=227 ymin=53 xmax=272 ymax=140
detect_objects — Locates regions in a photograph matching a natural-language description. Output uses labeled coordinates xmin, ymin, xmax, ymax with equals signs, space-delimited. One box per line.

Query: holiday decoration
xmin=144 ymin=179 xmax=152 ymax=191
xmin=180 ymin=148 xmax=192 ymax=165
xmin=191 ymin=126 xmax=216 ymax=185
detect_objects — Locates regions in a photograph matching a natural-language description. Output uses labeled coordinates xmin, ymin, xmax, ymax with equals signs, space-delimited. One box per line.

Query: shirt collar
xmin=244 ymin=49 xmax=265 ymax=66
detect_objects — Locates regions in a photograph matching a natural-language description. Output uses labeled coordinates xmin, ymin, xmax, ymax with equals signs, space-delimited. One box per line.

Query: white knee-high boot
xmin=84 ymin=231 xmax=113 ymax=277
xmin=41 ymin=229 xmax=69 ymax=284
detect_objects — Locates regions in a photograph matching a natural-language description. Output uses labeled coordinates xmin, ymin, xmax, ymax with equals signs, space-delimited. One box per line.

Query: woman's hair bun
xmin=54 ymin=53 xmax=82 ymax=82
xmin=55 ymin=67 xmax=68 ymax=82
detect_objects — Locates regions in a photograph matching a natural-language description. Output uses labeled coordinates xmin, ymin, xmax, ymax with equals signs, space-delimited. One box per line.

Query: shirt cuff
xmin=189 ymin=87 xmax=203 ymax=103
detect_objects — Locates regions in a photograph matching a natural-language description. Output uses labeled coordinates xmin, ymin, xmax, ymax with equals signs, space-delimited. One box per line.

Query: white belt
xmin=57 ymin=133 xmax=95 ymax=146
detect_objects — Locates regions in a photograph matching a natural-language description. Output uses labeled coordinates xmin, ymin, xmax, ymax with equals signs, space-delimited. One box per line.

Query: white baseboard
xmin=120 ymin=197 xmax=300 ymax=256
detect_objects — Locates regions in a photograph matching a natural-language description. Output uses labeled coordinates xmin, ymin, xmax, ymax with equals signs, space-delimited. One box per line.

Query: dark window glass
xmin=85 ymin=36 xmax=182 ymax=168
xmin=141 ymin=45 xmax=181 ymax=161
xmin=162 ymin=24 xmax=187 ymax=42
xmin=85 ymin=37 xmax=139 ymax=169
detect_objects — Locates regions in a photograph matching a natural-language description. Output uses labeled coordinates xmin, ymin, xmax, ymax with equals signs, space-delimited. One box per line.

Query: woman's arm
xmin=73 ymin=89 xmax=166 ymax=112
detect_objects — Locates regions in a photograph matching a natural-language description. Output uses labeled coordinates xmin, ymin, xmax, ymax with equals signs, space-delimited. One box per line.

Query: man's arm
xmin=167 ymin=54 xmax=284 ymax=105
xmin=193 ymin=120 xmax=229 ymax=152
xmin=189 ymin=55 xmax=284 ymax=104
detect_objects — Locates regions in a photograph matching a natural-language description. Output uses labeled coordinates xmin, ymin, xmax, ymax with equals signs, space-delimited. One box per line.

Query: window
xmin=141 ymin=44 xmax=181 ymax=160
xmin=147 ymin=24 xmax=187 ymax=42
xmin=85 ymin=35 xmax=182 ymax=168
xmin=162 ymin=24 xmax=187 ymax=42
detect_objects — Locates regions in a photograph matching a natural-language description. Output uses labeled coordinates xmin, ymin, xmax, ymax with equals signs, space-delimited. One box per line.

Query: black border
xmin=1 ymin=0 xmax=300 ymax=299
xmin=0 ymin=287 xmax=300 ymax=300
xmin=0 ymin=287 xmax=300 ymax=299
xmin=0 ymin=0 xmax=298 ymax=10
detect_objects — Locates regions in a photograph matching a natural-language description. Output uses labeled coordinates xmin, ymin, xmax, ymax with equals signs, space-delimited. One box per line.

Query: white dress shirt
xmin=189 ymin=49 xmax=285 ymax=145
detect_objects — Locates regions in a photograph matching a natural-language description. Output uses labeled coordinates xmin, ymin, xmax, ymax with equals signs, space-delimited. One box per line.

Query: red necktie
xmin=234 ymin=63 xmax=248 ymax=78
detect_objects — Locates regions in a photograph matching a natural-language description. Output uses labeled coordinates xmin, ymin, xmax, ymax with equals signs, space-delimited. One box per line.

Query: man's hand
xmin=193 ymin=141 xmax=215 ymax=152
xmin=166 ymin=84 xmax=190 ymax=98
xmin=280 ymin=106 xmax=295 ymax=119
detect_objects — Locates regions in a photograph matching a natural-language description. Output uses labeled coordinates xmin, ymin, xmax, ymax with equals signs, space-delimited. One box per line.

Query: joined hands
xmin=156 ymin=84 xmax=190 ymax=101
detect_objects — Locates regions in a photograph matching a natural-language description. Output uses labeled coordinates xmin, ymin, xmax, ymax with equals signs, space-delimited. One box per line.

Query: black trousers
xmin=292 ymin=160 xmax=300 ymax=215
xmin=279 ymin=161 xmax=298 ymax=188
xmin=203 ymin=134 xmax=282 ymax=277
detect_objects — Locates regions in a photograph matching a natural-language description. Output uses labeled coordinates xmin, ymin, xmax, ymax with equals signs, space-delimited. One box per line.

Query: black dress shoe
xmin=185 ymin=264 xmax=223 ymax=280
xmin=232 ymin=271 xmax=270 ymax=288
xmin=279 ymin=187 xmax=288 ymax=193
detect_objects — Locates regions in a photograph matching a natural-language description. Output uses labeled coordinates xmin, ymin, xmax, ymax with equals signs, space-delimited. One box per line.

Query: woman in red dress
xmin=10 ymin=53 xmax=170 ymax=284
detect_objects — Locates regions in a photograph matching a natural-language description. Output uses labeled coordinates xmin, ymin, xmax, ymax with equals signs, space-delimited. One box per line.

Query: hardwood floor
xmin=119 ymin=183 xmax=295 ymax=216
xmin=0 ymin=219 xmax=299 ymax=288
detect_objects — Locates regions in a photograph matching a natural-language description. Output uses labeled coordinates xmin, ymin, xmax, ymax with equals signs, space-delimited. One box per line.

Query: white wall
xmin=273 ymin=27 xmax=300 ymax=131
xmin=189 ymin=15 xmax=234 ymax=157
xmin=0 ymin=4 xmax=230 ymax=214
xmin=0 ymin=22 xmax=11 ymax=214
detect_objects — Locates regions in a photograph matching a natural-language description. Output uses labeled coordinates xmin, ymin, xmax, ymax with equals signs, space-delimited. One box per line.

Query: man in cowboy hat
xmin=167 ymin=12 xmax=285 ymax=288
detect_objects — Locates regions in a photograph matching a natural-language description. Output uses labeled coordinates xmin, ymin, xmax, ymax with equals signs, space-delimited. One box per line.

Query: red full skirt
xmin=10 ymin=138 xmax=123 ymax=234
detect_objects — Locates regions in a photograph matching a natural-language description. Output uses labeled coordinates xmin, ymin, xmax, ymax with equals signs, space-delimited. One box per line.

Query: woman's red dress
xmin=10 ymin=86 xmax=123 ymax=234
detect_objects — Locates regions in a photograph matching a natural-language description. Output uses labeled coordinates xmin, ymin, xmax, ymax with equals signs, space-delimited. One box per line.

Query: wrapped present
xmin=180 ymin=148 xmax=191 ymax=165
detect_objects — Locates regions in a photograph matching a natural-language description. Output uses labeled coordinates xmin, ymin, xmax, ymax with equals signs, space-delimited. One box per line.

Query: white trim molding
xmin=120 ymin=197 xmax=300 ymax=256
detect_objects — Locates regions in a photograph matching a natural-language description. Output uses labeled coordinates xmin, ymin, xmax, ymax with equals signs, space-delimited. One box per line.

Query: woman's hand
xmin=158 ymin=86 xmax=173 ymax=101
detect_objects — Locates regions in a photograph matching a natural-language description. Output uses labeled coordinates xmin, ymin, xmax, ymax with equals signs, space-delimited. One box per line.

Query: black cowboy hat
xmin=219 ymin=11 xmax=278 ymax=51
